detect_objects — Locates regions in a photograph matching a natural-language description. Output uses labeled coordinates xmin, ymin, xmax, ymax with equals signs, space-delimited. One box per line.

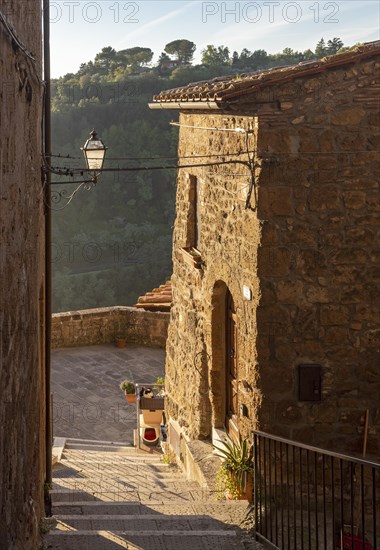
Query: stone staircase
xmin=42 ymin=438 xmax=262 ymax=550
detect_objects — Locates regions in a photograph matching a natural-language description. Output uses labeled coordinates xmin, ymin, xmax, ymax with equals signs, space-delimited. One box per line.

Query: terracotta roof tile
xmin=152 ymin=41 xmax=380 ymax=105
xmin=135 ymin=281 xmax=172 ymax=312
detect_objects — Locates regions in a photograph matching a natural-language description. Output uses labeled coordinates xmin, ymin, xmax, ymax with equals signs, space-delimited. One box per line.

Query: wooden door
xmin=225 ymin=291 xmax=239 ymax=438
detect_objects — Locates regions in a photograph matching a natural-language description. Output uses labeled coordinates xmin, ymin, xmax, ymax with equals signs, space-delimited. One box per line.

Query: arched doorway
xmin=210 ymin=282 xmax=239 ymax=440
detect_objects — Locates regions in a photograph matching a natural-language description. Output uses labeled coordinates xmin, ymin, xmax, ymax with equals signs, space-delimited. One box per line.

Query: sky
xmin=50 ymin=0 xmax=380 ymax=78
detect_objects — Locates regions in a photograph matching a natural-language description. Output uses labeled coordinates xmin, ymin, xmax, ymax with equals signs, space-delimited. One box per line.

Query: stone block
xmin=308 ymin=187 xmax=340 ymax=211
xmin=258 ymin=187 xmax=294 ymax=217
xmin=331 ymin=107 xmax=366 ymax=125
xmin=306 ymin=286 xmax=336 ymax=304
xmin=367 ymin=196 xmax=380 ymax=211
xmin=351 ymin=151 xmax=380 ymax=166
xmin=343 ymin=191 xmax=366 ymax=209
xmin=320 ymin=305 xmax=350 ymax=326
xmin=294 ymin=306 xmax=318 ymax=338
xmin=313 ymin=403 xmax=337 ymax=423
xmin=328 ymin=248 xmax=368 ymax=265
xmin=319 ymin=129 xmax=337 ymax=152
xmin=325 ymin=327 xmax=349 ymax=344
xmin=276 ymin=280 xmax=304 ymax=303
xmin=276 ymin=402 xmax=302 ymax=423
xmin=258 ymin=247 xmax=292 ymax=277
xmin=345 ymin=226 xmax=375 ymax=245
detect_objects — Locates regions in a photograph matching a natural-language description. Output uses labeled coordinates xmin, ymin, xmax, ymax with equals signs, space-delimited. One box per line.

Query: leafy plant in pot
xmin=214 ymin=437 xmax=254 ymax=502
xmin=153 ymin=375 xmax=165 ymax=396
xmin=120 ymin=380 xmax=136 ymax=404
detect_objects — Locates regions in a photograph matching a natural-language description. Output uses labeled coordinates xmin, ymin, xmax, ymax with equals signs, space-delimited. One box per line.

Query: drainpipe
xmin=43 ymin=0 xmax=52 ymax=516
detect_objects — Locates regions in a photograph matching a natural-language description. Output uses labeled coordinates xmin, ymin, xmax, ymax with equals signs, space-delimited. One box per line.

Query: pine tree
xmin=315 ymin=38 xmax=328 ymax=57
xmin=327 ymin=38 xmax=344 ymax=54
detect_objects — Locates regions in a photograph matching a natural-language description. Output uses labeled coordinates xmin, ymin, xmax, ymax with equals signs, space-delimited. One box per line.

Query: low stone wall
xmin=52 ymin=307 xmax=169 ymax=349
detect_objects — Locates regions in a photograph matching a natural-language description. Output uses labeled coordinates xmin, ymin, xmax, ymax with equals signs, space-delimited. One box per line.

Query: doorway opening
xmin=210 ymin=281 xmax=239 ymax=442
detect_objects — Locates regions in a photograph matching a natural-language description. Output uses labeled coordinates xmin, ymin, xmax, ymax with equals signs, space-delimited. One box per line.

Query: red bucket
xmin=340 ymin=534 xmax=373 ymax=550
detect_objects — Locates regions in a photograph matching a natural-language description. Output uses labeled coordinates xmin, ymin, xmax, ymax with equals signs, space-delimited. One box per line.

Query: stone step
xmin=50 ymin=487 xmax=208 ymax=503
xmin=62 ymin=448 xmax=164 ymax=460
xmin=60 ymin=458 xmax=166 ymax=469
xmin=51 ymin=514 xmax=234 ymax=531
xmin=52 ymin=478 xmax=201 ymax=492
xmin=52 ymin=499 xmax=250 ymax=523
xmin=58 ymin=460 xmax=171 ymax=472
xmin=64 ymin=442 xmax=153 ymax=454
xmin=53 ymin=470 xmax=183 ymax=484
xmin=65 ymin=437 xmax=133 ymax=447
xmin=43 ymin=529 xmax=243 ymax=550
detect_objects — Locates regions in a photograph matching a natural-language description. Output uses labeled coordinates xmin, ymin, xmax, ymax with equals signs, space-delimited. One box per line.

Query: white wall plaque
xmin=243 ymin=285 xmax=252 ymax=300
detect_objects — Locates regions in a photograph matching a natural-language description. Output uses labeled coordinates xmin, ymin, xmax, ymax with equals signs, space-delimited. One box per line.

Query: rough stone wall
xmin=0 ymin=2 xmax=45 ymax=548
xmin=254 ymin=56 xmax=380 ymax=456
xmin=52 ymin=307 xmax=169 ymax=349
xmin=165 ymin=54 xmax=380 ymax=459
xmin=165 ymin=114 xmax=262 ymax=441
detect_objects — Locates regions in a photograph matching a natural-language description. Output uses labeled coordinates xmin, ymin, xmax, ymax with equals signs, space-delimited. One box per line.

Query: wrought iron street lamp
xmin=47 ymin=129 xmax=108 ymax=210
xmin=81 ymin=129 xmax=107 ymax=182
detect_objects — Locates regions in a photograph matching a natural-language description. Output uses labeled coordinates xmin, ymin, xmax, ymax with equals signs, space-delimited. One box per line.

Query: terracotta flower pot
xmin=125 ymin=393 xmax=136 ymax=404
xmin=116 ymin=338 xmax=126 ymax=348
xmin=227 ymin=472 xmax=253 ymax=502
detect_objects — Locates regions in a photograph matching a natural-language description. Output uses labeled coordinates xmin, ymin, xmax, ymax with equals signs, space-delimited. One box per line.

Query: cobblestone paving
xmin=43 ymin=441 xmax=264 ymax=550
xmin=52 ymin=344 xmax=165 ymax=443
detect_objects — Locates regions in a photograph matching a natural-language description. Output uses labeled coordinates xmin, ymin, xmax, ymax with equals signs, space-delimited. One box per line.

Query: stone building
xmin=0 ymin=2 xmax=46 ymax=548
xmin=149 ymin=41 xmax=380 ymax=473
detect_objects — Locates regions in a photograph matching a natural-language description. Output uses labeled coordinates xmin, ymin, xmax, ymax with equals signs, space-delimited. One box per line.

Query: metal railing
xmin=253 ymin=431 xmax=380 ymax=550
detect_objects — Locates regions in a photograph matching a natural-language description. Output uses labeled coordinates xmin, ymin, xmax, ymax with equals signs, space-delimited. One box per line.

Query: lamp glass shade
xmin=82 ymin=130 xmax=107 ymax=172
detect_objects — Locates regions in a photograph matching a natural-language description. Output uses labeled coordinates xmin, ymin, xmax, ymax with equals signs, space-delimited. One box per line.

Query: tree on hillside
xmin=327 ymin=37 xmax=344 ymax=54
xmin=201 ymin=45 xmax=230 ymax=66
xmin=231 ymin=48 xmax=251 ymax=67
xmin=94 ymin=46 xmax=118 ymax=72
xmin=303 ymin=49 xmax=315 ymax=60
xmin=158 ymin=52 xmax=171 ymax=64
xmin=164 ymin=39 xmax=196 ymax=65
xmin=249 ymin=49 xmax=269 ymax=70
xmin=118 ymin=47 xmax=153 ymax=70
xmin=315 ymin=38 xmax=328 ymax=57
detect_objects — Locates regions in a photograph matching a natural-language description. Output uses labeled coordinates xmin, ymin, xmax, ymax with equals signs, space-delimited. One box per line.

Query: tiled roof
xmin=152 ymin=41 xmax=380 ymax=104
xmin=135 ymin=281 xmax=172 ymax=312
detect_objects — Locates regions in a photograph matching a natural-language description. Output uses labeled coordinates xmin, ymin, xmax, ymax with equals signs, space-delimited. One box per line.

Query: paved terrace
xmin=52 ymin=344 xmax=165 ymax=444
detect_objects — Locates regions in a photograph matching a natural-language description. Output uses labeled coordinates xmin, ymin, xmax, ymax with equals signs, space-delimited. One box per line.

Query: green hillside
xmin=51 ymin=38 xmax=347 ymax=312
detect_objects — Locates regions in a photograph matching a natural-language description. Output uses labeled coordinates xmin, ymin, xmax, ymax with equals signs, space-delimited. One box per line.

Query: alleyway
xmin=43 ymin=439 xmax=261 ymax=549
xmin=48 ymin=345 xmax=262 ymax=549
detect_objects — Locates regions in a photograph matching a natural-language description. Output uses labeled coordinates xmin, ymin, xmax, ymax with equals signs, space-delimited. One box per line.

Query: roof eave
xmin=148 ymin=101 xmax=222 ymax=110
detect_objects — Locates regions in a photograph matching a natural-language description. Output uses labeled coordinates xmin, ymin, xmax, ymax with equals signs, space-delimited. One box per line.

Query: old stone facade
xmin=150 ymin=42 xmax=380 ymax=464
xmin=0 ymin=2 xmax=45 ymax=548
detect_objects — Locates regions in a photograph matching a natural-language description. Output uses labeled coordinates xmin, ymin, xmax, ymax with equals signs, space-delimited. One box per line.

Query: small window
xmin=298 ymin=364 xmax=322 ymax=401
xmin=187 ymin=174 xmax=201 ymax=251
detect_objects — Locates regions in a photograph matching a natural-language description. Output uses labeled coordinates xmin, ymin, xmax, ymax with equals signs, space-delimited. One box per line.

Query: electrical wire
xmin=0 ymin=9 xmax=42 ymax=84
xmin=0 ymin=10 xmax=35 ymax=61
xmin=48 ymin=158 xmax=252 ymax=185
xmin=46 ymin=150 xmax=255 ymax=162
xmin=244 ymin=132 xmax=258 ymax=210
xmin=169 ymin=121 xmax=255 ymax=134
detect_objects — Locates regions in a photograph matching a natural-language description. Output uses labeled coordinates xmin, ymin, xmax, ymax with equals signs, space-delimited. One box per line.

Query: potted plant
xmin=153 ymin=376 xmax=165 ymax=396
xmin=214 ymin=437 xmax=254 ymax=502
xmin=120 ymin=380 xmax=136 ymax=404
xmin=115 ymin=334 xmax=126 ymax=348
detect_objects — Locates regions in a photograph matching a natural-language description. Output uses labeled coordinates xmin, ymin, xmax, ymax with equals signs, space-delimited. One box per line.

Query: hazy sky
xmin=50 ymin=0 xmax=380 ymax=78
